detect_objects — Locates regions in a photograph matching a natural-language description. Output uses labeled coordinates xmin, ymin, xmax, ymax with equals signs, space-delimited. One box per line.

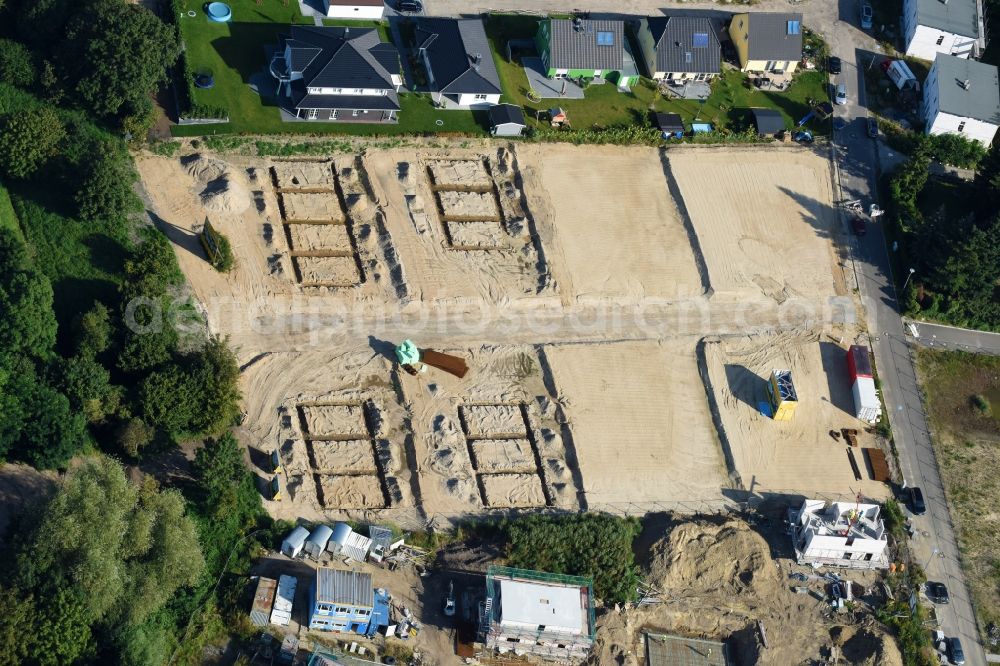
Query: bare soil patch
xmin=316 ymin=474 xmax=385 ymax=509
xmin=444 ymin=220 xmax=504 ymax=249
xmin=427 ymin=159 xmax=492 ymax=189
xmin=468 ymin=439 xmax=536 ymax=473
xmin=479 ymin=473 xmax=546 ymax=508
xmin=704 ymin=333 xmax=890 ymax=499
xmin=436 ymin=190 xmax=499 ymax=220
xmin=308 ymin=440 xmax=377 ymax=474
xmin=280 ymin=192 xmax=345 ymax=223
xmin=272 ymin=161 xmax=334 ymax=191
xmin=667 ymin=147 xmax=838 ymax=301
xmin=545 ymin=340 xmax=729 ymax=506
xmin=285 ymin=223 xmax=352 ymax=254
xmin=460 ymin=404 xmax=527 ymax=438
xmin=293 ymin=256 xmax=361 ymax=286
xmin=299 ymin=404 xmax=367 ymax=439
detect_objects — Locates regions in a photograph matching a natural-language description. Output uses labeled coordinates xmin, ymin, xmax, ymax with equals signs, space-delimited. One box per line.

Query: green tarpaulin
xmin=395 ymin=339 xmax=420 ymax=365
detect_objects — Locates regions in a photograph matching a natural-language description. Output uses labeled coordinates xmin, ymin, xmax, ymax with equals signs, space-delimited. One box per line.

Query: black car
xmin=909 ymin=487 xmax=927 ymax=515
xmin=926 ymin=581 xmax=950 ymax=604
xmin=867 ymin=116 xmax=879 ymax=138
xmin=396 ymin=0 xmax=422 ymax=12
xmin=851 ymin=214 xmax=867 ymax=236
xmin=949 ymin=636 xmax=965 ymax=665
xmin=828 ymin=56 xmax=842 ymax=75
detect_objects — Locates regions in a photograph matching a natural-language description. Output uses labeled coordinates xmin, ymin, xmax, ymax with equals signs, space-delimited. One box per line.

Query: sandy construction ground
xmin=427 ymin=159 xmax=492 ymax=188
xmin=285 ymin=222 xmax=353 ymax=254
xmin=279 ymin=192 xmax=345 ymax=223
xmin=545 ymin=340 xmax=730 ymax=506
xmin=668 ymin=146 xmax=839 ymax=302
xmin=703 ymin=332 xmax=890 ymax=499
xmin=294 ymin=256 xmax=361 ymax=286
xmin=436 ymin=190 xmax=498 ymax=220
xmin=299 ymin=404 xmax=368 ymax=439
xmin=518 ymin=144 xmax=706 ymax=303
xmin=444 ymin=220 xmax=504 ymax=249
xmin=271 ymin=161 xmax=334 ymax=191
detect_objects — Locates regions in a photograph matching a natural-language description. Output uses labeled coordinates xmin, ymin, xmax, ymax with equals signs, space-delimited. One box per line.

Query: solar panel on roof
xmin=596 ymin=31 xmax=614 ymax=46
xmin=693 ymin=32 xmax=709 ymax=48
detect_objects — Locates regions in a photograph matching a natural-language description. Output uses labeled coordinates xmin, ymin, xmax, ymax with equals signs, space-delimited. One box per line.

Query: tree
xmin=0 ymin=108 xmax=65 ymax=179
xmin=62 ymin=0 xmax=179 ymax=117
xmin=32 ymin=585 xmax=95 ymax=666
xmin=7 ymin=374 xmax=87 ymax=469
xmin=55 ymin=353 xmax=121 ymax=423
xmin=0 ymin=39 xmax=35 ymax=87
xmin=73 ymin=301 xmax=113 ymax=357
xmin=75 ymin=145 xmax=142 ymax=222
xmin=116 ymin=417 xmax=155 ymax=458
xmin=0 ymin=228 xmax=57 ymax=358
xmin=14 ymin=457 xmax=205 ymax=627
xmin=0 ymin=587 xmax=34 ymax=666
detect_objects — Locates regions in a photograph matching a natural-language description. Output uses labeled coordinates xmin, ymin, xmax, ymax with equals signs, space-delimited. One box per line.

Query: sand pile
xmin=183 ymin=154 xmax=227 ymax=182
xmin=196 ymin=161 xmax=251 ymax=215
xmin=648 ymin=519 xmax=780 ymax=599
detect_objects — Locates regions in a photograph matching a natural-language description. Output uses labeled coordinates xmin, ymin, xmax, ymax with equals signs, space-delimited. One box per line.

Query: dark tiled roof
xmin=489 ymin=103 xmax=526 ymax=126
xmin=647 ymin=17 xmax=720 ymax=74
xmin=284 ymin=26 xmax=398 ymax=90
xmin=415 ymin=18 xmax=501 ymax=95
xmin=751 ymin=107 xmax=785 ymax=134
xmin=739 ymin=12 xmax=803 ymax=62
xmin=547 ymin=19 xmax=624 ymax=71
xmin=654 ymin=112 xmax=684 ymax=132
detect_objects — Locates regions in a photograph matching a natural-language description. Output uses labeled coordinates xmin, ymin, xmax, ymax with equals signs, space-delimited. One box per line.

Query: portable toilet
xmin=281 ymin=526 xmax=310 ymax=558
xmin=767 ymin=369 xmax=798 ymax=421
xmin=304 ymin=524 xmax=333 ymax=559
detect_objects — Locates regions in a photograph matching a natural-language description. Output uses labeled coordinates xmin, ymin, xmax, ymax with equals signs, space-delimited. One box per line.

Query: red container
xmin=846 ymin=345 xmax=873 ymax=382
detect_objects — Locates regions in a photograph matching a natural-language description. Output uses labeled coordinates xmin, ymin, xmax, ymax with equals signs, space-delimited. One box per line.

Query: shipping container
xmin=852 ymin=377 xmax=881 ymax=422
xmin=846 ymin=345 xmax=873 ymax=382
xmin=271 ymin=575 xmax=298 ymax=626
xmin=250 ymin=577 xmax=277 ymax=627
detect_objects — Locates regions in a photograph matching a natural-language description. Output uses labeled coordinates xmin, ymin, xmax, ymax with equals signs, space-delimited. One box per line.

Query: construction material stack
xmin=271 ymin=575 xmax=298 ymax=626
xmin=767 ymin=370 xmax=798 ymax=421
xmin=847 ymin=345 xmax=881 ymax=423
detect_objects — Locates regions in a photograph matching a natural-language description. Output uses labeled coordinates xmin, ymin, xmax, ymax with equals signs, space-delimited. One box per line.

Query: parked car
xmin=828 ymin=56 xmax=842 ymax=75
xmin=793 ymin=130 xmax=814 ymax=144
xmin=851 ymin=214 xmax=867 ymax=236
xmin=948 ymin=636 xmax=965 ymax=665
xmin=909 ymin=487 xmax=927 ymax=515
xmin=861 ymin=4 xmax=873 ymax=29
xmin=835 ymin=82 xmax=848 ymax=105
xmin=867 ymin=116 xmax=879 ymax=138
xmin=396 ymin=0 xmax=422 ymax=13
xmin=926 ymin=581 xmax=950 ymax=604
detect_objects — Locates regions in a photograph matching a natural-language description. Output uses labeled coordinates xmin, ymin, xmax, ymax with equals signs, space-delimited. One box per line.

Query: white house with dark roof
xmin=634 ymin=16 xmax=721 ymax=81
xmin=791 ymin=499 xmax=889 ymax=570
xmin=728 ymin=12 xmax=803 ymax=74
xmin=922 ymin=53 xmax=1000 ymax=147
xmin=415 ymin=18 xmax=502 ymax=109
xmin=903 ymin=0 xmax=986 ymax=61
xmin=269 ymin=25 xmax=401 ymax=123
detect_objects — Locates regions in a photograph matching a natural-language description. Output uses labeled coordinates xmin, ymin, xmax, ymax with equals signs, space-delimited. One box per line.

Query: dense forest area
xmin=887 ymin=137 xmax=1000 ymax=331
xmin=0 ymin=1 xmax=278 ymax=663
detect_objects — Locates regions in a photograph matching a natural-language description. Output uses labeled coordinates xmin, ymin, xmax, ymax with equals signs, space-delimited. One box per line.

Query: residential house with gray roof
xmin=922 ymin=53 xmax=1000 ymax=147
xmin=534 ymin=18 xmax=640 ymax=90
xmin=634 ymin=16 xmax=721 ymax=81
xmin=415 ymin=18 xmax=502 ymax=109
xmin=270 ymin=26 xmax=401 ymax=123
xmin=727 ymin=12 xmax=803 ymax=74
xmin=903 ymin=0 xmax=986 ymax=61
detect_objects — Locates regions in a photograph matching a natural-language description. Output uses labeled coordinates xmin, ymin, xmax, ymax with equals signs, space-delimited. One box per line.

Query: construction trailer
xmin=846 ymin=345 xmax=881 ymax=423
xmin=271 ymin=575 xmax=298 ymax=626
xmin=479 ymin=566 xmax=596 ymax=661
xmin=305 ymin=525 xmax=334 ymax=560
xmin=767 ymin=369 xmax=798 ymax=421
xmin=281 ymin=526 xmax=310 ymax=558
xmin=327 ymin=522 xmax=372 ymax=562
xmin=250 ymin=576 xmax=277 ymax=627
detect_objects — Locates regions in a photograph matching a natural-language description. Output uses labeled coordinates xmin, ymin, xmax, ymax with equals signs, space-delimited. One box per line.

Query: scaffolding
xmin=479 ymin=566 xmax=596 ymax=661
xmin=644 ymin=632 xmax=730 ymax=666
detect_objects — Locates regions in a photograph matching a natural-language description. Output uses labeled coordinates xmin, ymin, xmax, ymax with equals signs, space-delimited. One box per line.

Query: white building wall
xmin=926 ymin=110 xmax=999 ymax=147
xmin=905 ymin=24 xmax=978 ymax=60
xmin=455 ymin=93 xmax=501 ymax=108
xmin=324 ymin=2 xmax=384 ymax=19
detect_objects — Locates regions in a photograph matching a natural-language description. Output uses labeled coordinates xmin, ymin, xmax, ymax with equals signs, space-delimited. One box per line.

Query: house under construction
xmin=479 ymin=566 xmax=595 ymax=661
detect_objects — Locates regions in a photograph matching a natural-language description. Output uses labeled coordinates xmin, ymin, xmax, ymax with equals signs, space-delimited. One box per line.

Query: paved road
xmin=827 ymin=9 xmax=987 ymax=665
xmin=905 ymin=319 xmax=1000 ymax=355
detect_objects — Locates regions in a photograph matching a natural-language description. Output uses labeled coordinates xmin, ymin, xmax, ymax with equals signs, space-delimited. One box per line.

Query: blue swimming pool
xmin=206 ymin=2 xmax=231 ymax=22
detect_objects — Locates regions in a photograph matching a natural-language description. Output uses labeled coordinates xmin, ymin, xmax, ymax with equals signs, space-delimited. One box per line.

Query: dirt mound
xmin=183 ymin=154 xmax=226 ymax=182
xmin=835 ymin=626 xmax=904 ymax=666
xmin=648 ymin=519 xmax=780 ymax=598
xmin=200 ymin=172 xmax=250 ymax=215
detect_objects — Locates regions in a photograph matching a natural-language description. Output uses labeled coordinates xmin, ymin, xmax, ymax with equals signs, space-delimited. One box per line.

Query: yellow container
xmin=768 ymin=370 xmax=798 ymax=421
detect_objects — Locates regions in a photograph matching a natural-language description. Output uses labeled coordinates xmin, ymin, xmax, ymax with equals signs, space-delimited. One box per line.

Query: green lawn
xmin=0 ymin=180 xmax=24 ymax=242
xmin=174 ymin=0 xmax=481 ymax=135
